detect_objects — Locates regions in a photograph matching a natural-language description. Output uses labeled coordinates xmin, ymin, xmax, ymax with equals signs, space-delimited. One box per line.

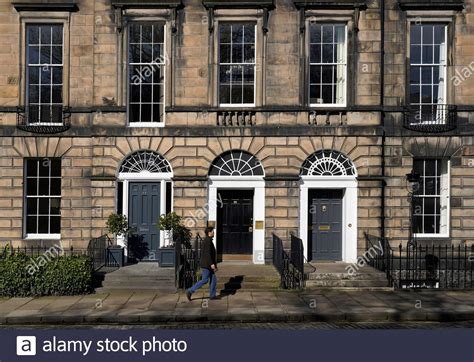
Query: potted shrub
xmin=157 ymin=212 xmax=191 ymax=267
xmin=105 ymin=213 xmax=131 ymax=267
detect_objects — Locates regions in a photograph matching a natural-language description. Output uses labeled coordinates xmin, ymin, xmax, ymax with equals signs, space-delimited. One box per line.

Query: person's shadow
xmin=219 ymin=275 xmax=244 ymax=297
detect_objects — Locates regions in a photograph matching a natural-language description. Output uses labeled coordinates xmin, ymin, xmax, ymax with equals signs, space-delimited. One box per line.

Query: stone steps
xmin=96 ymin=263 xmax=175 ymax=292
xmin=304 ymin=263 xmax=390 ymax=290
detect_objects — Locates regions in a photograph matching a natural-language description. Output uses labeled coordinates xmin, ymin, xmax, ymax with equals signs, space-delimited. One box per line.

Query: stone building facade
xmin=0 ymin=0 xmax=473 ymax=264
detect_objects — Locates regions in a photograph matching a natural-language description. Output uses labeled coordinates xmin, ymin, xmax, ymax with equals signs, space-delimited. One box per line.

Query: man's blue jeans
xmin=187 ymin=268 xmax=217 ymax=298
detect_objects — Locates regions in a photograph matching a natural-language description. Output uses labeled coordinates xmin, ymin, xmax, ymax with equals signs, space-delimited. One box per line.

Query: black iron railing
xmin=1 ymin=244 xmax=88 ymax=258
xmin=394 ymin=243 xmax=474 ymax=289
xmin=290 ymin=234 xmax=305 ymax=288
xmin=175 ymin=234 xmax=201 ymax=290
xmin=364 ymin=233 xmax=393 ymax=287
xmin=364 ymin=233 xmax=474 ymax=289
xmin=403 ymin=104 xmax=457 ymax=133
xmin=272 ymin=233 xmax=305 ymax=289
xmin=87 ymin=234 xmax=114 ymax=271
xmin=17 ymin=105 xmax=71 ymax=134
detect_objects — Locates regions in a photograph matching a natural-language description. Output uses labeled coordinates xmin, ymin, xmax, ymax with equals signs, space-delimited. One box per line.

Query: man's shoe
xmin=209 ymin=296 xmax=220 ymax=300
xmin=186 ymin=290 xmax=192 ymax=301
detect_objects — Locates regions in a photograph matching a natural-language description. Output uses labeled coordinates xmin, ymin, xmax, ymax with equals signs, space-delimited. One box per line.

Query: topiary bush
xmin=0 ymin=253 xmax=93 ymax=297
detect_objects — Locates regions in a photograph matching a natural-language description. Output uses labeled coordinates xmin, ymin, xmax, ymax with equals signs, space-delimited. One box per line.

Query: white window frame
xmin=26 ymin=23 xmax=64 ymax=126
xmin=127 ymin=22 xmax=167 ymax=128
xmin=24 ymin=158 xmax=61 ymax=240
xmin=308 ymin=22 xmax=348 ymax=108
xmin=413 ymin=159 xmax=450 ymax=239
xmin=409 ymin=22 xmax=448 ymax=122
xmin=218 ymin=22 xmax=257 ymax=107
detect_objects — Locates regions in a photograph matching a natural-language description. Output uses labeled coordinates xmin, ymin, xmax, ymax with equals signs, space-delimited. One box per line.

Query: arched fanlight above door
xmin=300 ymin=149 xmax=357 ymax=177
xmin=209 ymin=150 xmax=264 ymax=177
xmin=119 ymin=150 xmax=172 ymax=174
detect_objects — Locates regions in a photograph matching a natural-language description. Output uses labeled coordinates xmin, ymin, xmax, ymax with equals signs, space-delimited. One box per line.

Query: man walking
xmin=186 ymin=226 xmax=219 ymax=301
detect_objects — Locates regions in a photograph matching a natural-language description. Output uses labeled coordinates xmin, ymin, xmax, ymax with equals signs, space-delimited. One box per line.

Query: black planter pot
xmin=107 ymin=246 xmax=125 ymax=267
xmin=158 ymin=248 xmax=176 ymax=267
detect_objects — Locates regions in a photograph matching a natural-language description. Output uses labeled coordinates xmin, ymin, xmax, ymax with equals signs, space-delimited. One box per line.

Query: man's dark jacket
xmin=200 ymin=236 xmax=217 ymax=269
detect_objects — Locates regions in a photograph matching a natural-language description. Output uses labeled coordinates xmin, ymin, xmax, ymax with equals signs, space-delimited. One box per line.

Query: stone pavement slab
xmin=0 ymin=290 xmax=472 ymax=325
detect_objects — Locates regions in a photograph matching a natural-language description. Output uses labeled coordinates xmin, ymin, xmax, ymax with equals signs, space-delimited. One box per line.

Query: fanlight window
xmin=209 ymin=150 xmax=264 ymax=176
xmin=300 ymin=150 xmax=356 ymax=176
xmin=119 ymin=151 xmax=171 ymax=174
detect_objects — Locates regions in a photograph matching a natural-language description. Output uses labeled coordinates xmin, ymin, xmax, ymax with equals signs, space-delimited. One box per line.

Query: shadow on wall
xmin=127 ymin=234 xmax=149 ymax=262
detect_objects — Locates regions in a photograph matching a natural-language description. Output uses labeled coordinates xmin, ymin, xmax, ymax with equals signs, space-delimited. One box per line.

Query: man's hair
xmin=205 ymin=226 xmax=214 ymax=235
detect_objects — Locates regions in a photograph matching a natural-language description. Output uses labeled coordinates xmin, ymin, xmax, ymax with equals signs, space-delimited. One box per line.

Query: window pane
xmin=27 ymin=198 xmax=38 ymax=214
xmin=422 ymin=45 xmax=433 ymax=64
xmin=231 ymin=84 xmax=243 ymax=104
xmin=50 ymin=198 xmax=61 ymax=215
xmin=40 ymin=46 xmax=51 ymax=64
xmin=310 ymin=44 xmax=321 ymax=63
xmin=219 ymin=23 xmax=255 ymax=105
xmin=153 ymin=24 xmax=164 ymax=43
xmin=411 ymin=45 xmax=421 ymax=64
xmin=232 ymin=44 xmax=243 ymax=64
xmin=231 ymin=25 xmax=244 ymax=43
xmin=411 ymin=25 xmax=421 ymax=44
xmin=38 ymin=216 xmax=49 ymax=233
xmin=310 ymin=65 xmax=321 ymax=84
xmin=322 ymin=25 xmax=334 ymax=43
xmin=321 ymin=66 xmax=333 ymax=84
xmin=52 ymin=46 xmax=62 ymax=64
xmin=40 ymin=26 xmax=51 ymax=44
xmin=165 ymin=182 xmax=172 ymax=215
xmin=243 ymin=43 xmax=255 ymax=63
xmin=220 ymin=84 xmax=230 ymax=104
xmin=310 ymin=24 xmax=321 ymax=43
xmin=52 ymin=25 xmax=63 ymax=44
xmin=50 ymin=216 xmax=61 ymax=233
xmin=27 ymin=216 xmax=37 ymax=234
xmin=39 ymin=198 xmax=49 ymax=214
xmin=421 ymin=67 xmax=432 ymax=84
xmin=424 ymin=216 xmax=436 ymax=234
xmin=310 ymin=24 xmax=346 ymax=105
xmin=322 ymin=44 xmax=333 ymax=63
xmin=310 ymin=84 xmax=321 ymax=104
xmin=29 ymin=46 xmax=39 ymax=64
xmin=141 ymin=104 xmax=152 ymax=123
xmin=243 ymin=25 xmax=255 ymax=43
xmin=243 ymin=85 xmax=254 ymax=104
xmin=39 ymin=159 xmax=50 ymax=176
xmin=26 ymin=159 xmax=38 ymax=177
xmin=128 ymin=23 xmax=165 ymax=123
xmin=220 ymin=24 xmax=231 ymax=43
xmin=28 ymin=26 xmax=39 ymax=44
xmin=434 ymin=25 xmax=445 ymax=44
xmin=422 ymin=26 xmax=433 ymax=44
xmin=220 ymin=44 xmax=231 ymax=63
xmin=321 ymin=85 xmax=333 ymax=103
xmin=50 ymin=178 xmax=61 ymax=196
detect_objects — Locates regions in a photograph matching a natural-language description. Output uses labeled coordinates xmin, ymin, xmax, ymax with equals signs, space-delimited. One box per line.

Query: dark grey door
xmin=309 ymin=189 xmax=343 ymax=261
xmin=128 ymin=182 xmax=161 ymax=261
xmin=217 ymin=190 xmax=253 ymax=255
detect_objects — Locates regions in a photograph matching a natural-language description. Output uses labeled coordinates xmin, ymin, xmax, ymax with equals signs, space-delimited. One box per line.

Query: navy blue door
xmin=128 ymin=182 xmax=161 ymax=261
xmin=217 ymin=190 xmax=253 ymax=255
xmin=309 ymin=189 xmax=343 ymax=261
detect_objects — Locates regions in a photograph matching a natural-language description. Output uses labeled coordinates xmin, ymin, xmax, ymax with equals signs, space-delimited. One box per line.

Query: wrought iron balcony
xmin=403 ymin=104 xmax=457 ymax=133
xmin=17 ymin=105 xmax=71 ymax=134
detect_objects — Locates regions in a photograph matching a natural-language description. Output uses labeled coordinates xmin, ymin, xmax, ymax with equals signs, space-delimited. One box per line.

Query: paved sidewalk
xmin=0 ymin=289 xmax=473 ymax=325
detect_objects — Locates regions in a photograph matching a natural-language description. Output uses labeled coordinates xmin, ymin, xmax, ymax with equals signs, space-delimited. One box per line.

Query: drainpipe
xmin=380 ymin=0 xmax=386 ymax=242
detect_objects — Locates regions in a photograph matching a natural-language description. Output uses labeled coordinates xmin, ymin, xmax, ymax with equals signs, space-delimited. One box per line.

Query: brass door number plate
xmin=255 ymin=221 xmax=264 ymax=229
xmin=319 ymin=225 xmax=330 ymax=231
